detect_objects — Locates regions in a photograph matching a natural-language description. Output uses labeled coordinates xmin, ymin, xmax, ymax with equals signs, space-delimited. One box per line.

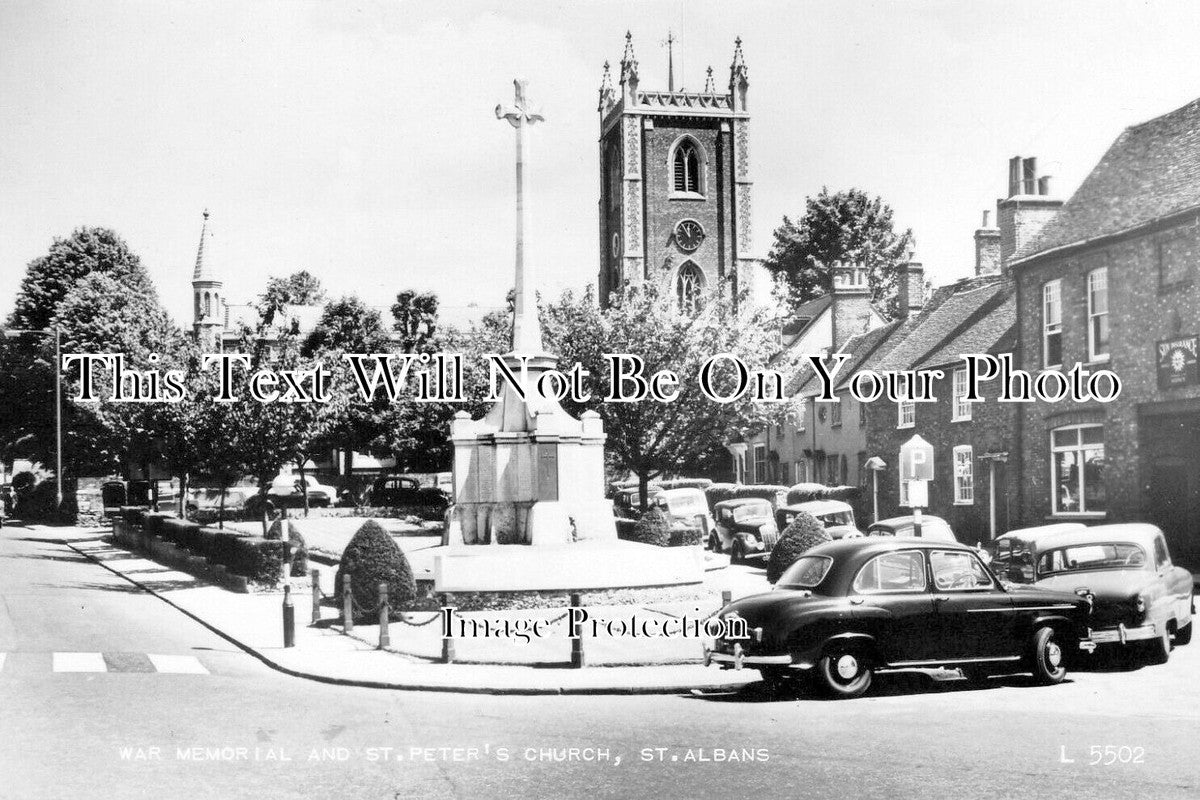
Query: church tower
xmin=597 ymin=33 xmax=753 ymax=308
xmin=191 ymin=210 xmax=223 ymax=349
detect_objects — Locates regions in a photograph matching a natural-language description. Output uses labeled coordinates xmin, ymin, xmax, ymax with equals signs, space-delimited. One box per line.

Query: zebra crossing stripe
xmin=146 ymin=654 xmax=209 ymax=674
xmin=0 ymin=653 xmax=6 ymax=672
xmin=53 ymin=652 xmax=108 ymax=672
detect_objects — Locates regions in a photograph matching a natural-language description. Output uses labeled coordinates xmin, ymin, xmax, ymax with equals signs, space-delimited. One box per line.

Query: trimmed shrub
xmin=703 ymin=483 xmax=738 ymax=511
xmin=705 ymin=483 xmax=788 ymax=511
xmin=767 ymin=510 xmax=832 ymax=584
xmin=626 ymin=507 xmax=672 ymax=547
xmin=614 ymin=518 xmax=640 ymax=541
xmin=656 ymin=478 xmax=713 ymax=491
xmin=335 ymin=520 xmax=417 ymax=621
xmin=267 ymin=518 xmax=310 ymax=577
xmin=142 ymin=512 xmax=171 ymax=538
xmin=668 ymin=526 xmax=704 ymax=547
xmin=786 ymin=482 xmax=828 ymax=505
xmin=160 ymin=517 xmax=200 ymax=548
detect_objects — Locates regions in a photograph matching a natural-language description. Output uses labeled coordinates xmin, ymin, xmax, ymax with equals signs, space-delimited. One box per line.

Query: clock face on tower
xmin=675 ymin=219 xmax=705 ymax=252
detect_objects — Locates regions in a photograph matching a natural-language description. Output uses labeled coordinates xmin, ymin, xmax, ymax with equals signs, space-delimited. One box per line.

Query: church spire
xmin=598 ymin=60 xmax=615 ymax=114
xmin=704 ymin=65 xmax=715 ymax=93
xmin=193 ymin=209 xmax=216 ymax=282
xmin=619 ymin=30 xmax=639 ymax=105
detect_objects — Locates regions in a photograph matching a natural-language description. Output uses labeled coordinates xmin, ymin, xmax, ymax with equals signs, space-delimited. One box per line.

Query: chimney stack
xmin=974 ymin=210 xmax=1001 ymax=276
xmin=997 ymin=155 xmax=1063 ymax=274
xmin=896 ymin=261 xmax=925 ymax=319
xmin=830 ymin=262 xmax=873 ymax=346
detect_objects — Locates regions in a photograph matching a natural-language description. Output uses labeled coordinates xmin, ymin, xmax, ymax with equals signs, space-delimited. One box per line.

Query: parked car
xmin=711 ymin=498 xmax=779 ymax=561
xmin=612 ymin=486 xmax=662 ymax=520
xmin=365 ymin=474 xmax=450 ymax=514
xmin=650 ymin=488 xmax=716 ymax=536
xmin=703 ymin=538 xmax=1096 ymax=698
xmin=186 ymin=486 xmax=256 ymax=518
xmin=867 ymin=515 xmax=957 ymax=543
xmin=266 ymin=474 xmax=337 ymax=508
xmin=774 ymin=500 xmax=865 ymax=540
xmin=987 ymin=523 xmax=1193 ymax=662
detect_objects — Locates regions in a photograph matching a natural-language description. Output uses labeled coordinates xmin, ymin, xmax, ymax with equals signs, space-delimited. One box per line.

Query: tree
xmin=259 ymin=270 xmax=325 ymax=326
xmin=764 ymin=188 xmax=914 ymax=318
xmin=8 ymin=227 xmax=157 ymax=332
xmin=302 ymin=296 xmax=393 ymax=496
xmin=541 ymin=275 xmax=793 ymax=509
xmin=391 ymin=290 xmax=440 ymax=354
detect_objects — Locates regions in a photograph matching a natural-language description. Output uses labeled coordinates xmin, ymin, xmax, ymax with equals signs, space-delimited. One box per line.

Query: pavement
xmin=37 ymin=522 xmax=761 ymax=695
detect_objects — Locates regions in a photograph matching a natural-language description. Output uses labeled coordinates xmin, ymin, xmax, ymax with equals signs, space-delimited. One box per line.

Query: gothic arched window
xmin=203 ymin=292 xmax=212 ymax=317
xmin=677 ymin=261 xmax=704 ymax=314
xmin=672 ymin=139 xmax=701 ymax=194
xmin=195 ymin=294 xmax=201 ymax=320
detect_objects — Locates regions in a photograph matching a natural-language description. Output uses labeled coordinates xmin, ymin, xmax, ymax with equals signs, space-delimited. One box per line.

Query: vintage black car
xmin=988 ymin=523 xmax=1193 ymax=663
xmin=711 ymin=498 xmax=778 ymax=561
xmin=704 ymin=538 xmax=1095 ymax=698
xmin=366 ymin=474 xmax=450 ymax=513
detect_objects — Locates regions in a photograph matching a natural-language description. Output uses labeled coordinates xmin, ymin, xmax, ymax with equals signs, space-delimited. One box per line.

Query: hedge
xmin=784 ymin=483 xmax=863 ymax=506
xmin=767 ymin=511 xmax=832 ymax=584
xmin=704 ymin=484 xmax=789 ymax=511
xmin=335 ymin=520 xmax=417 ymax=622
xmin=149 ymin=515 xmax=283 ymax=583
xmin=615 ymin=518 xmax=702 ymax=547
xmin=625 ymin=507 xmax=672 ymax=547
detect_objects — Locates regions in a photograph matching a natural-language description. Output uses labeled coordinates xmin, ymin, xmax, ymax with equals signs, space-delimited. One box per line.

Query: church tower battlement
xmin=598 ymin=33 xmax=753 ymax=308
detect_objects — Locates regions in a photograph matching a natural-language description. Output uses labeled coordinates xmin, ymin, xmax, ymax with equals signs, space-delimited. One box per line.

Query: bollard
xmin=570 ymin=592 xmax=584 ymax=668
xmin=441 ymin=593 xmax=455 ymax=664
xmin=377 ymin=582 xmax=390 ymax=649
xmin=282 ymin=584 xmax=295 ymax=648
xmin=310 ymin=568 xmax=321 ymax=624
xmin=343 ymin=574 xmax=354 ymax=634
xmin=721 ymin=590 xmax=732 ymax=607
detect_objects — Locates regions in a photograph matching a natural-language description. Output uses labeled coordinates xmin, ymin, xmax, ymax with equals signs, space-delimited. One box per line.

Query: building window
xmin=794 ymin=398 xmax=808 ymax=433
xmin=1087 ymin=267 xmax=1109 ymax=362
xmin=752 ymin=444 xmax=767 ymax=485
xmin=1043 ymin=279 xmax=1062 ymax=368
xmin=1158 ymin=237 xmax=1192 ymax=289
xmin=1050 ymin=424 xmax=1107 ymax=515
xmin=952 ymin=367 xmax=971 ymax=421
xmin=676 ymin=261 xmax=704 ymax=314
xmin=831 ymin=397 xmax=843 ymax=427
xmin=859 ymin=400 xmax=867 ymax=428
xmin=672 ymin=139 xmax=702 ymax=194
xmin=897 ymin=398 xmax=915 ymax=429
xmin=953 ymin=445 xmax=974 ymax=505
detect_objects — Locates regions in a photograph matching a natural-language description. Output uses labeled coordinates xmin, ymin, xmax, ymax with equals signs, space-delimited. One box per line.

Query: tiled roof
xmin=913 ymin=294 xmax=1015 ymax=370
xmin=781 ymin=295 xmax=831 ymax=340
xmin=787 ymin=320 xmax=902 ymax=397
xmin=870 ymin=276 xmax=1004 ymax=372
xmin=1016 ymin=95 xmax=1200 ymax=261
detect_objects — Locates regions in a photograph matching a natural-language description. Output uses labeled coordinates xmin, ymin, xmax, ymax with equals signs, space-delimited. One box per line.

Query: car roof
xmin=805 ymin=536 xmax=977 ymax=563
xmin=869 ymin=515 xmax=949 ymax=529
xmin=1001 ymin=523 xmax=1163 ymax=551
xmin=660 ymin=488 xmax=705 ymax=499
xmin=782 ymin=500 xmax=852 ymax=514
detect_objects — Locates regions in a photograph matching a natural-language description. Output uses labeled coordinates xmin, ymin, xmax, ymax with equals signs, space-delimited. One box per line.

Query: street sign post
xmin=900 ymin=436 xmax=935 ymax=538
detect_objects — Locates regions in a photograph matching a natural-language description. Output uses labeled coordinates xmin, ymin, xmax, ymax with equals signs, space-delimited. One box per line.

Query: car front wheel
xmin=1176 ymin=618 xmax=1193 ymax=647
xmin=730 ymin=541 xmax=745 ymax=565
xmin=816 ymin=649 xmax=872 ymax=698
xmin=1146 ymin=626 xmax=1172 ymax=665
xmin=1029 ymin=626 xmax=1068 ymax=684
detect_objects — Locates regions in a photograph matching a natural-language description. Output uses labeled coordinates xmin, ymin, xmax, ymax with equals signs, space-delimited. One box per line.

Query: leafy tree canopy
xmin=764 ymin=188 xmax=914 ymax=318
xmin=259 ymin=270 xmax=326 ymax=326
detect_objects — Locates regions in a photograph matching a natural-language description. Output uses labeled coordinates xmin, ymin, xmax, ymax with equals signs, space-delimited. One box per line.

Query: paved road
xmin=1 ymin=524 xmax=1197 ymax=800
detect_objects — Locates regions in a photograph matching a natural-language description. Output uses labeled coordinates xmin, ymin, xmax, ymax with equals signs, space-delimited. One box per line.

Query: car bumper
xmin=1089 ymin=623 xmax=1158 ymax=645
xmin=703 ymin=644 xmax=793 ymax=670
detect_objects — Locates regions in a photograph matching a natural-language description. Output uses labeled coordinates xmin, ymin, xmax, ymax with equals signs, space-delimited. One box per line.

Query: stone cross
xmin=495 ymin=78 xmax=546 ymax=355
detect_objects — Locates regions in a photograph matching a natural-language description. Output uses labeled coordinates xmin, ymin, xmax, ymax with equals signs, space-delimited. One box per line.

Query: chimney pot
xmin=1038 ymin=175 xmax=1052 ymax=196
xmin=982 ymin=210 xmax=991 ymax=228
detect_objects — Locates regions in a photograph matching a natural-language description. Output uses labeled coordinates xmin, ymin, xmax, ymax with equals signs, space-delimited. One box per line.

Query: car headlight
xmin=1135 ymin=594 xmax=1146 ymax=615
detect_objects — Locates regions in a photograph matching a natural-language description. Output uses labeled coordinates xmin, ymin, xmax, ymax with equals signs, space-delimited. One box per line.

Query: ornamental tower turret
xmin=191 ymin=210 xmax=223 ymax=349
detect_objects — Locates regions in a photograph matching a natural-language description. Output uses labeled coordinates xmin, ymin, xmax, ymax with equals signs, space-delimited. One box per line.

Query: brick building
xmin=1009 ymin=97 xmax=1200 ymax=569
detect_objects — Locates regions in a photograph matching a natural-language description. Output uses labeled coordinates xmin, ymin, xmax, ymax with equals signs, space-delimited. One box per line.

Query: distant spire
xmin=729 ymin=37 xmax=749 ymax=112
xmin=666 ymin=30 xmax=675 ymax=92
xmin=704 ymin=65 xmax=715 ymax=93
xmin=598 ymin=60 xmax=615 ymax=113
xmin=730 ymin=36 xmax=747 ymax=78
xmin=192 ymin=209 xmax=217 ymax=283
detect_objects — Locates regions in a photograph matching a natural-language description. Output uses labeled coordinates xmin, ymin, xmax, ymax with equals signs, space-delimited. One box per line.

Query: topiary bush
xmin=766 ymin=510 xmax=832 ymax=584
xmin=786 ymin=482 xmax=828 ymax=505
xmin=335 ymin=520 xmax=417 ymax=621
xmin=627 ymin=507 xmax=672 ymax=547
xmin=704 ymin=483 xmax=739 ymax=511
xmin=267 ymin=518 xmax=309 ymax=577
xmin=668 ymin=526 xmax=704 ymax=547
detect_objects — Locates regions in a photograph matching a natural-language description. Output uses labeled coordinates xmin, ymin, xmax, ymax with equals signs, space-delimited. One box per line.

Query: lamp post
xmin=863 ymin=456 xmax=886 ymax=523
xmin=2 ymin=326 xmax=64 ymax=510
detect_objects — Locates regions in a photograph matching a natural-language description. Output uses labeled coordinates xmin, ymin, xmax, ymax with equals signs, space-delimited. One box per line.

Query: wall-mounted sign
xmin=1157 ymin=335 xmax=1199 ymax=389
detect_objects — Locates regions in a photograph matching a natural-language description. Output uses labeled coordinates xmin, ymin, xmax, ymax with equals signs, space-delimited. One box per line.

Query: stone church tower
xmin=597 ymin=33 xmax=753 ymax=308
xmin=191 ymin=210 xmax=223 ymax=349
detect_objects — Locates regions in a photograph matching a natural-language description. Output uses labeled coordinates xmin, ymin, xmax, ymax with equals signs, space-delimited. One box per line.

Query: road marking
xmin=102 ymin=652 xmax=156 ymax=673
xmin=0 ymin=653 xmax=5 ymax=672
xmin=147 ymin=654 xmax=209 ymax=674
xmin=53 ymin=652 xmax=108 ymax=672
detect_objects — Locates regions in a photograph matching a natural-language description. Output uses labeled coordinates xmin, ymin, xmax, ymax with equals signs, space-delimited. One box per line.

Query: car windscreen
xmin=817 ymin=511 xmax=854 ymax=527
xmin=669 ymin=496 xmax=707 ymax=516
xmin=776 ymin=556 xmax=833 ymax=589
xmin=1036 ymin=543 xmax=1148 ymax=576
xmin=733 ymin=504 xmax=769 ymax=523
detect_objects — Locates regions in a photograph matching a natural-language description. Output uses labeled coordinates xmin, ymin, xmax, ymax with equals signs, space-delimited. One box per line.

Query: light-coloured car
xmin=775 ymin=500 xmax=865 ymax=540
xmin=651 ymin=487 xmax=716 ymax=537
xmin=867 ymin=515 xmax=958 ymax=543
xmin=266 ymin=473 xmax=337 ymax=507
xmin=990 ymin=523 xmax=1193 ymax=663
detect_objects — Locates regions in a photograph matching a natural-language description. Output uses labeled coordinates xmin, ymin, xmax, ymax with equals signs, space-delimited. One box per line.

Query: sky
xmin=4 ymin=0 xmax=1200 ymax=329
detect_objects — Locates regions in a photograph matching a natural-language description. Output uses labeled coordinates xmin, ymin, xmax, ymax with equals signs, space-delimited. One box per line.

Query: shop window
xmin=1050 ymin=424 xmax=1106 ymax=515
